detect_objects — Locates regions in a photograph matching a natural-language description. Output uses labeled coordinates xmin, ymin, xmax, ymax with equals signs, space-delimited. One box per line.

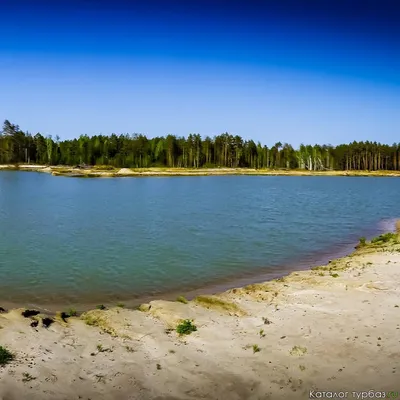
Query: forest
xmin=0 ymin=119 xmax=399 ymax=170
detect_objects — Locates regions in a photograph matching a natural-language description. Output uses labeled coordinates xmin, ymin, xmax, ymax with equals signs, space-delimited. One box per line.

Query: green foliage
xmin=96 ymin=304 xmax=106 ymax=310
xmin=358 ymin=237 xmax=367 ymax=246
xmin=176 ymin=296 xmax=188 ymax=304
xmin=116 ymin=303 xmax=125 ymax=308
xmin=3 ymin=119 xmax=400 ymax=171
xmin=0 ymin=346 xmax=14 ymax=366
xmin=67 ymin=308 xmax=77 ymax=317
xmin=252 ymin=344 xmax=261 ymax=353
xmin=176 ymin=319 xmax=197 ymax=336
xmin=371 ymin=232 xmax=398 ymax=244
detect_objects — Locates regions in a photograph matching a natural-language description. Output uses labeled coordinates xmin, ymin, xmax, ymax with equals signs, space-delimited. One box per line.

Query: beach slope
xmin=1 ymin=232 xmax=400 ymax=399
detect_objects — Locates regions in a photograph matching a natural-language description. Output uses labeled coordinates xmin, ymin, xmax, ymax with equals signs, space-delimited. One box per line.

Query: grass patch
xmin=176 ymin=296 xmax=188 ymax=304
xmin=176 ymin=319 xmax=197 ymax=336
xmin=81 ymin=312 xmax=118 ymax=337
xmin=96 ymin=304 xmax=106 ymax=310
xmin=0 ymin=346 xmax=14 ymax=366
xmin=252 ymin=344 xmax=261 ymax=353
xmin=371 ymin=232 xmax=398 ymax=244
xmin=358 ymin=237 xmax=367 ymax=247
xmin=330 ymin=273 xmax=339 ymax=278
xmin=116 ymin=303 xmax=125 ymax=308
xmin=92 ymin=165 xmax=117 ymax=171
xmin=195 ymin=296 xmax=243 ymax=314
xmin=66 ymin=308 xmax=77 ymax=317
xmin=259 ymin=329 xmax=266 ymax=338
xmin=96 ymin=344 xmax=112 ymax=353
xmin=311 ymin=265 xmax=329 ymax=272
xmin=290 ymin=346 xmax=308 ymax=356
xmin=22 ymin=372 xmax=36 ymax=382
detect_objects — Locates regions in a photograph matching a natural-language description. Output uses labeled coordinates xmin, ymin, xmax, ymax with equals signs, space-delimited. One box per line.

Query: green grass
xmin=176 ymin=296 xmax=188 ymax=304
xmin=371 ymin=232 xmax=398 ymax=244
xmin=358 ymin=237 xmax=367 ymax=246
xmin=81 ymin=312 xmax=118 ymax=337
xmin=290 ymin=346 xmax=308 ymax=356
xmin=67 ymin=308 xmax=77 ymax=317
xmin=252 ymin=344 xmax=261 ymax=353
xmin=96 ymin=304 xmax=106 ymax=310
xmin=0 ymin=346 xmax=14 ymax=366
xmin=262 ymin=317 xmax=272 ymax=325
xmin=195 ymin=296 xmax=243 ymax=314
xmin=22 ymin=372 xmax=36 ymax=382
xmin=97 ymin=344 xmax=104 ymax=352
xmin=116 ymin=303 xmax=125 ymax=308
xmin=176 ymin=319 xmax=197 ymax=336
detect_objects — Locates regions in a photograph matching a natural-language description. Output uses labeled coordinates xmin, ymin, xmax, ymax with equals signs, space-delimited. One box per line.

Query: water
xmin=0 ymin=171 xmax=399 ymax=310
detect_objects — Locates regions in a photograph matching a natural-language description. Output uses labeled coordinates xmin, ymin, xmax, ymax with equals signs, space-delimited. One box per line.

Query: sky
xmin=0 ymin=0 xmax=399 ymax=147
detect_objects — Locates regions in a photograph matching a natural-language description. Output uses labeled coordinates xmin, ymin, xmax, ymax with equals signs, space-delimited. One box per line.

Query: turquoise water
xmin=0 ymin=171 xmax=398 ymax=309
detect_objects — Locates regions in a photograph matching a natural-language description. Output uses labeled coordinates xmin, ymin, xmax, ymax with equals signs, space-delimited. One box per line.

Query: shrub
xmin=371 ymin=232 xmax=398 ymax=244
xmin=0 ymin=346 xmax=14 ymax=366
xmin=176 ymin=319 xmax=197 ymax=336
xmin=359 ymin=237 xmax=367 ymax=246
xmin=96 ymin=304 xmax=106 ymax=310
xmin=176 ymin=296 xmax=188 ymax=304
xmin=67 ymin=308 xmax=77 ymax=317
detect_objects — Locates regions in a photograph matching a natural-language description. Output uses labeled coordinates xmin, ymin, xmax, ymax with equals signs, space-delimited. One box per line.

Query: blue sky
xmin=0 ymin=0 xmax=399 ymax=147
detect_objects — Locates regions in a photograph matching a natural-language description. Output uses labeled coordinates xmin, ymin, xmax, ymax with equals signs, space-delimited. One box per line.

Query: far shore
xmin=1 ymin=227 xmax=400 ymax=399
xmin=1 ymin=163 xmax=400 ymax=177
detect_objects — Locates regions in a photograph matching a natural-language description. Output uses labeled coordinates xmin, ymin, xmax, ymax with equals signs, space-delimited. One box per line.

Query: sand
xmin=2 ymin=164 xmax=400 ymax=177
xmin=1 ymin=234 xmax=399 ymax=399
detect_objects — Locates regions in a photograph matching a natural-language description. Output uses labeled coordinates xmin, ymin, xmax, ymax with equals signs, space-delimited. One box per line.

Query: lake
xmin=0 ymin=171 xmax=398 ymax=310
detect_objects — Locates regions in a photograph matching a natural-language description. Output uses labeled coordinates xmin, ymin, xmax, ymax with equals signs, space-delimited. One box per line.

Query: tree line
xmin=0 ymin=119 xmax=399 ymax=170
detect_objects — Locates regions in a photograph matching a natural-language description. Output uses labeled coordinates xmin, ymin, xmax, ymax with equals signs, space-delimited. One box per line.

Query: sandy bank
xmin=2 ymin=164 xmax=400 ymax=177
xmin=1 ymin=232 xmax=400 ymax=399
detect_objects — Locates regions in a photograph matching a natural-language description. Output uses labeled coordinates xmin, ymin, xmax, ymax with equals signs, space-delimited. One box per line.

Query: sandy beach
xmin=2 ymin=164 xmax=400 ymax=178
xmin=1 ymin=231 xmax=399 ymax=399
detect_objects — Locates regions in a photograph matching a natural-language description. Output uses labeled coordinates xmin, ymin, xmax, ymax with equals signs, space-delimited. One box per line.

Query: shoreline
xmin=2 ymin=164 xmax=400 ymax=177
xmin=0 ymin=225 xmax=382 ymax=313
xmin=1 ymin=228 xmax=400 ymax=399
